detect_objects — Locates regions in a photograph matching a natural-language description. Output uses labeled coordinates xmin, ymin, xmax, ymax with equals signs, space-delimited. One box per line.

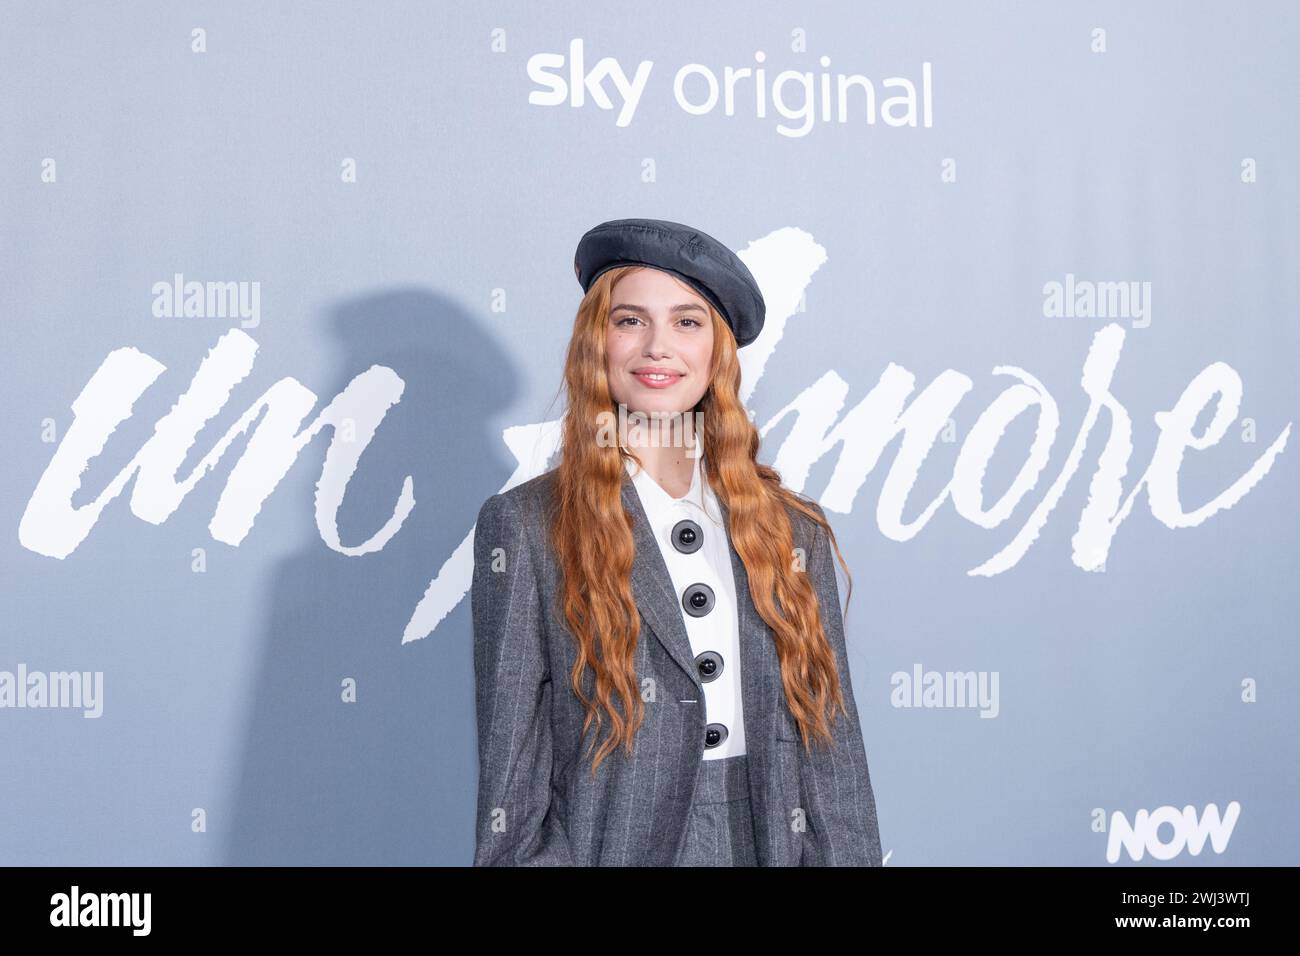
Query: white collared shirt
xmin=624 ymin=450 xmax=745 ymax=759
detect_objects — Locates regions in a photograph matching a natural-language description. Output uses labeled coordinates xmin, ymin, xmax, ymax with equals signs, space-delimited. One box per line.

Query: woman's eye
xmin=613 ymin=315 xmax=700 ymax=328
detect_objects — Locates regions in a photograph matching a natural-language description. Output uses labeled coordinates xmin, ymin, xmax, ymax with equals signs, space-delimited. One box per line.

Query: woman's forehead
xmin=613 ymin=266 xmax=708 ymax=304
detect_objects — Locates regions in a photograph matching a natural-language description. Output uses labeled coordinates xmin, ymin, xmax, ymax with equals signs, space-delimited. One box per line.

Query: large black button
xmin=681 ymin=582 xmax=715 ymax=617
xmin=694 ymin=650 xmax=723 ymax=682
xmin=671 ymin=518 xmax=703 ymax=554
xmin=704 ymin=723 xmax=729 ymax=748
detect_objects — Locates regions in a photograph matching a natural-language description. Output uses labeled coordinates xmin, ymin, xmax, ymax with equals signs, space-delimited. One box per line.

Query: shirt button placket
xmin=670 ymin=506 xmax=727 ymax=752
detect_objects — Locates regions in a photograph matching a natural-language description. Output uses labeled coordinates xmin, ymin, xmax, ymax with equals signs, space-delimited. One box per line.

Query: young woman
xmin=471 ymin=218 xmax=882 ymax=866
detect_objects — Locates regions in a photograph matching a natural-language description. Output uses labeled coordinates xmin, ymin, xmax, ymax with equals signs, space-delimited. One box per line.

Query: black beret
xmin=573 ymin=218 xmax=766 ymax=348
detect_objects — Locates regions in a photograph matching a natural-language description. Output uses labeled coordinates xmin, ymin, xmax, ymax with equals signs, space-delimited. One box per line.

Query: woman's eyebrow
xmin=610 ymin=303 xmax=708 ymax=314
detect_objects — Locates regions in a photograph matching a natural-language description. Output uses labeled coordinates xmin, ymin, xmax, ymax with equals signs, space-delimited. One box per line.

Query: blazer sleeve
xmin=470 ymin=491 xmax=575 ymax=866
xmin=798 ymin=505 xmax=884 ymax=866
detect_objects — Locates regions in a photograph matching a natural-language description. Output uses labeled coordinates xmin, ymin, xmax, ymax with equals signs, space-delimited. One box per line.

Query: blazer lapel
xmin=621 ymin=472 xmax=699 ymax=684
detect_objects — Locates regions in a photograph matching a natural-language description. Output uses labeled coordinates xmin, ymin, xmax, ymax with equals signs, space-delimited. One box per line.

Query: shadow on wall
xmin=223 ymin=287 xmax=518 ymax=864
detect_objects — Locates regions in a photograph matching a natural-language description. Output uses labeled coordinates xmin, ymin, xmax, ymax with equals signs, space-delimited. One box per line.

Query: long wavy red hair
xmin=547 ymin=265 xmax=854 ymax=776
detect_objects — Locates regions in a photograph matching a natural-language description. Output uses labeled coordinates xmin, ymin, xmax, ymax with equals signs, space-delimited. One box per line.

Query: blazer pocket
xmin=775 ymin=707 xmax=801 ymax=743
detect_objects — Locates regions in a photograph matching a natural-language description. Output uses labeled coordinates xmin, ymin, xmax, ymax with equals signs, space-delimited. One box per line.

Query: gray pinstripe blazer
xmin=470 ymin=467 xmax=883 ymax=866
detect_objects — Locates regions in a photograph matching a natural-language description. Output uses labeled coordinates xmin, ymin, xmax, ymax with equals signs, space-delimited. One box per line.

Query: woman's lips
xmin=632 ymin=371 xmax=682 ymax=388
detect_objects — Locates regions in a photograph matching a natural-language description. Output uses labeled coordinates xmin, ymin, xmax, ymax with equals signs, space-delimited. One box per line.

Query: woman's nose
xmin=644 ymin=324 xmax=672 ymax=358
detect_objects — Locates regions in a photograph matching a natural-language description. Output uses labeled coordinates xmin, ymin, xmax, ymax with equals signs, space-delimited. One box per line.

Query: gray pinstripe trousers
xmin=673 ymin=754 xmax=759 ymax=866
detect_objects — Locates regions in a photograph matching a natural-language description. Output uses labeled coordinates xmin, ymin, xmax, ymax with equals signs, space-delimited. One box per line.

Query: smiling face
xmin=605 ymin=267 xmax=716 ymax=422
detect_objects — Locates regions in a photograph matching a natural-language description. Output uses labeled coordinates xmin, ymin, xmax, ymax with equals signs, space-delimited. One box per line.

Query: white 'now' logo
xmin=1106 ymin=801 xmax=1240 ymax=863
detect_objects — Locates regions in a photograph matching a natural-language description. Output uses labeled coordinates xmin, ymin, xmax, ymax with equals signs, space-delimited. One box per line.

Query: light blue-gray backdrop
xmin=2 ymin=0 xmax=1296 ymax=865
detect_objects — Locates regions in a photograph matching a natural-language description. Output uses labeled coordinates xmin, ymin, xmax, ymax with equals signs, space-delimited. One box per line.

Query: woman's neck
xmin=625 ymin=441 xmax=700 ymax=500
